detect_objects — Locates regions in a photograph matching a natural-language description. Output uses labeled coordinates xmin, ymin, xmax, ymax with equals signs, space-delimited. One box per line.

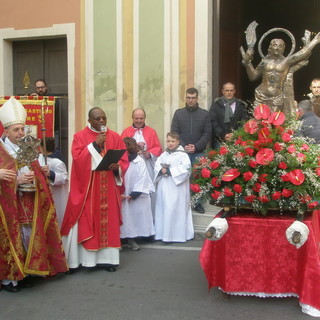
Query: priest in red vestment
xmin=61 ymin=107 xmax=129 ymax=272
xmin=0 ymin=97 xmax=68 ymax=293
xmin=121 ymin=108 xmax=162 ymax=218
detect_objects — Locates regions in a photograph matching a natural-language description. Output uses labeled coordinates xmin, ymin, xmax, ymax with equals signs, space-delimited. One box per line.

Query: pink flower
xmin=244 ymin=119 xmax=259 ymax=134
xmin=249 ymin=160 xmax=258 ymax=168
xmin=315 ymin=168 xmax=320 ymax=176
xmin=201 ymin=168 xmax=211 ymax=178
xmin=235 ymin=137 xmax=243 ymax=145
xmin=258 ymin=127 xmax=271 ymax=140
xmin=258 ymin=174 xmax=268 ymax=182
xmin=211 ymin=190 xmax=221 ymax=200
xmin=252 ymin=183 xmax=262 ymax=193
xmin=244 ymin=195 xmax=256 ymax=203
xmin=297 ymin=153 xmax=306 ymax=162
xmin=256 ymin=148 xmax=274 ymax=165
xmin=223 ymin=188 xmax=234 ymax=197
xmin=273 ymin=142 xmax=283 ymax=152
xmin=253 ymin=140 xmax=262 ymax=149
xmin=245 ymin=147 xmax=255 ymax=156
xmin=307 ymin=201 xmax=319 ymax=209
xmin=211 ymin=177 xmax=221 ymax=188
xmin=287 ymin=169 xmax=305 ymax=186
xmin=281 ymin=174 xmax=290 ymax=182
xmin=233 ymin=184 xmax=243 ymax=193
xmin=258 ymin=195 xmax=270 ymax=203
xmin=272 ymin=191 xmax=282 ymax=200
xmin=210 ymin=161 xmax=220 ymax=169
xmin=258 ymin=137 xmax=273 ymax=146
xmin=235 ymin=152 xmax=245 ymax=158
xmin=219 ymin=147 xmax=228 ymax=155
xmin=221 ymin=168 xmax=241 ymax=181
xmin=243 ymin=171 xmax=254 ymax=181
xmin=299 ymin=194 xmax=312 ymax=203
xmin=254 ymin=104 xmax=271 ymax=120
xmin=275 ymin=125 xmax=284 ymax=134
xmin=278 ymin=161 xmax=288 ymax=170
xmin=301 ymin=144 xmax=310 ymax=151
xmin=287 ymin=144 xmax=296 ymax=154
xmin=282 ymin=132 xmax=292 ymax=142
xmin=190 ymin=184 xmax=201 ymax=193
xmin=282 ymin=189 xmax=293 ymax=198
xmin=267 ymin=111 xmax=285 ymax=125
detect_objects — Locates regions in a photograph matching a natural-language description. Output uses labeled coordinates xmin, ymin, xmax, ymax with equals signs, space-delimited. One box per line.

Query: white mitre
xmin=0 ymin=97 xmax=27 ymax=127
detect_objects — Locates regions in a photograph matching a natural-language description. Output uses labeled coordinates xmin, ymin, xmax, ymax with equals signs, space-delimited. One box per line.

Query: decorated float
xmin=196 ymin=22 xmax=320 ymax=317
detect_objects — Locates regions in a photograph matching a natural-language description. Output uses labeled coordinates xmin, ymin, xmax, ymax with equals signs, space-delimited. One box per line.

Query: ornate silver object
xmin=16 ymin=126 xmax=40 ymax=192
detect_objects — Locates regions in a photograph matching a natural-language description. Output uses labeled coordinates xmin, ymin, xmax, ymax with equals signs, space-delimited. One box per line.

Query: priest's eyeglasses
xmin=91 ymin=116 xmax=107 ymax=121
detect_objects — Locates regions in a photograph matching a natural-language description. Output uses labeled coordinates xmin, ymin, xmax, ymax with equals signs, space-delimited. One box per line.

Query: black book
xmin=95 ymin=149 xmax=126 ymax=171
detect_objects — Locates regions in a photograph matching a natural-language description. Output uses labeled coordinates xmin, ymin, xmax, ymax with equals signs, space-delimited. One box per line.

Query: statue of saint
xmin=241 ymin=22 xmax=320 ymax=116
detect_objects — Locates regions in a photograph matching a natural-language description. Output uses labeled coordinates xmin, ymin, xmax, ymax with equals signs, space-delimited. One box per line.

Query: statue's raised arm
xmin=241 ymin=23 xmax=320 ymax=116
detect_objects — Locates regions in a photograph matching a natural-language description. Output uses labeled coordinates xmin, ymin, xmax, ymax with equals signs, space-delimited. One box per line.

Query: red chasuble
xmin=0 ymin=144 xmax=68 ymax=281
xmin=61 ymin=127 xmax=129 ymax=250
xmin=121 ymin=125 xmax=162 ymax=157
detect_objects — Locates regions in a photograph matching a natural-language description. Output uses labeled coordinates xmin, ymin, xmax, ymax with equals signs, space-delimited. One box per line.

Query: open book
xmin=95 ymin=149 xmax=126 ymax=171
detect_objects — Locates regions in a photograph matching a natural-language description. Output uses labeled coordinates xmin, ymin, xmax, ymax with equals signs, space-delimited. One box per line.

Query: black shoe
xmin=145 ymin=235 xmax=155 ymax=243
xmin=105 ymin=266 xmax=117 ymax=272
xmin=65 ymin=268 xmax=78 ymax=275
xmin=18 ymin=277 xmax=34 ymax=288
xmin=2 ymin=283 xmax=21 ymax=293
xmin=194 ymin=203 xmax=205 ymax=213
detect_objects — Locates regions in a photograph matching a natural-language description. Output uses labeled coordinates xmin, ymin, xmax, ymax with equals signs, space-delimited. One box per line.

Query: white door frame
xmin=0 ymin=23 xmax=75 ymax=169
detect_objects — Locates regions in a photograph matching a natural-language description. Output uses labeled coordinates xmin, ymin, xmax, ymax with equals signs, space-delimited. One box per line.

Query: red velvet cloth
xmin=200 ymin=211 xmax=320 ymax=310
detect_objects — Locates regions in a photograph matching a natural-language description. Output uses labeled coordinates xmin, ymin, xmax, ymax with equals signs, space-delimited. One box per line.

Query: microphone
xmin=100 ymin=126 xmax=106 ymax=149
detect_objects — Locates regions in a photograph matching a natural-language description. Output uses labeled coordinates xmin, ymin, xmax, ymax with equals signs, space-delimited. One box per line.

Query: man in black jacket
xmin=171 ymin=87 xmax=211 ymax=213
xmin=209 ymin=82 xmax=248 ymax=149
xmin=298 ymin=99 xmax=320 ymax=143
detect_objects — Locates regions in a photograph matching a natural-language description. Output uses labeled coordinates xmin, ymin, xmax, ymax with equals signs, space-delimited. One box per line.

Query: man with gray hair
xmin=297 ymin=99 xmax=320 ymax=143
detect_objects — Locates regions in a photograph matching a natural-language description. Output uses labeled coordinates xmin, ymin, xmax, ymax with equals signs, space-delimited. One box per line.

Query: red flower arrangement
xmin=191 ymin=104 xmax=320 ymax=216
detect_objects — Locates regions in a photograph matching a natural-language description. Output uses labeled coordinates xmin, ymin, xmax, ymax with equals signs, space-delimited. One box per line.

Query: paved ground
xmin=0 ymin=235 xmax=311 ymax=320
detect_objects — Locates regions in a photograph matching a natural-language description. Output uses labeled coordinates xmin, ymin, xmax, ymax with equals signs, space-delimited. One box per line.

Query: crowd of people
xmin=1 ymin=75 xmax=320 ymax=292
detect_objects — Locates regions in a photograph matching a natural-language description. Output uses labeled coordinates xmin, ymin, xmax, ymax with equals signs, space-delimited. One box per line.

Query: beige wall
xmin=0 ymin=0 xmax=84 ymax=131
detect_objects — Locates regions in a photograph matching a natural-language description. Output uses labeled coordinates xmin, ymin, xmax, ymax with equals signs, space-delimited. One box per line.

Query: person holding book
xmin=61 ymin=107 xmax=129 ymax=273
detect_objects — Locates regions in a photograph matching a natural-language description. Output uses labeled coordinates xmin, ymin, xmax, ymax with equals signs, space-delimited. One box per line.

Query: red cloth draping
xmin=61 ymin=127 xmax=129 ymax=250
xmin=121 ymin=125 xmax=162 ymax=157
xmin=199 ymin=211 xmax=320 ymax=311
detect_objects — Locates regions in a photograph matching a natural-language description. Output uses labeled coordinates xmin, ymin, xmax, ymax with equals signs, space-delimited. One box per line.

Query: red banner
xmin=0 ymin=96 xmax=55 ymax=138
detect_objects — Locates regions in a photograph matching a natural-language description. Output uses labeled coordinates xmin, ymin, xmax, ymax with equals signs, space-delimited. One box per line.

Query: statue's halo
xmin=258 ymin=28 xmax=296 ymax=59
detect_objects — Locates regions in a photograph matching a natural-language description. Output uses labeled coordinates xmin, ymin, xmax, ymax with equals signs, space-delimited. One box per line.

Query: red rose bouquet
xmin=191 ymin=104 xmax=320 ymax=217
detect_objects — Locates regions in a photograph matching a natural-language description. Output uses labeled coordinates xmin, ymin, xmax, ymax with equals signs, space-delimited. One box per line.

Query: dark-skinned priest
xmin=61 ymin=107 xmax=129 ymax=273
